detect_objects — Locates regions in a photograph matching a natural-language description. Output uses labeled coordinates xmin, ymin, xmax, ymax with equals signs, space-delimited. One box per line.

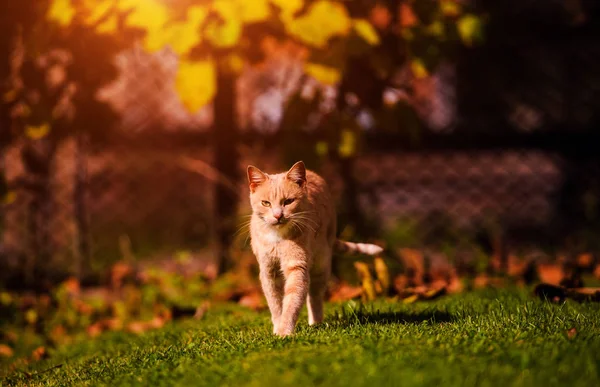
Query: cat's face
xmin=247 ymin=161 xmax=307 ymax=227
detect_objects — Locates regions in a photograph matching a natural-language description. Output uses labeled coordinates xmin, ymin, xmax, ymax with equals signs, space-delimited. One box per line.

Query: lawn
xmin=3 ymin=288 xmax=600 ymax=386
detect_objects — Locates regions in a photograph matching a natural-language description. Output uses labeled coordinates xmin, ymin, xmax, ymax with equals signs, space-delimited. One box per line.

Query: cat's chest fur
xmin=262 ymin=227 xmax=286 ymax=244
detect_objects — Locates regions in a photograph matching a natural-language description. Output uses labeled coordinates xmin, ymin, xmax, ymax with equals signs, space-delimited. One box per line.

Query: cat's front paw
xmin=273 ymin=324 xmax=294 ymax=337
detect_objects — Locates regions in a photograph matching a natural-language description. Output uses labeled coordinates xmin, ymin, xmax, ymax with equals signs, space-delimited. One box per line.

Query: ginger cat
xmin=247 ymin=161 xmax=383 ymax=337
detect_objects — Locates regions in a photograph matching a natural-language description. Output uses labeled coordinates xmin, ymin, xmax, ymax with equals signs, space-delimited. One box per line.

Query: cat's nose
xmin=273 ymin=208 xmax=283 ymax=220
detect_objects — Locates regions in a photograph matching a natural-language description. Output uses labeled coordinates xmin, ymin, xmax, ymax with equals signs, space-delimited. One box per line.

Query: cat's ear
xmin=247 ymin=165 xmax=267 ymax=192
xmin=286 ymin=161 xmax=306 ymax=187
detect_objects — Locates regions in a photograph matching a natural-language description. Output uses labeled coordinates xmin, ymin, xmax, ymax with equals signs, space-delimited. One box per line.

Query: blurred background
xmin=2 ymin=0 xmax=600 ymax=292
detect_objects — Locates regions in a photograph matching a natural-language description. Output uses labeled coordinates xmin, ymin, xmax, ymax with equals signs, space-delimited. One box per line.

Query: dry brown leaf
xmin=354 ymin=262 xmax=376 ymax=301
xmin=398 ymin=248 xmax=425 ymax=286
xmin=31 ymin=346 xmax=48 ymax=361
xmin=87 ymin=323 xmax=104 ymax=338
xmin=374 ymin=257 xmax=391 ymax=295
xmin=394 ymin=274 xmax=409 ymax=293
xmin=239 ymin=291 xmax=266 ymax=311
xmin=194 ymin=301 xmax=210 ymax=319
xmin=537 ymin=263 xmax=564 ymax=286
xmin=0 ymin=344 xmax=14 ymax=357
xmin=62 ymin=277 xmax=80 ymax=296
xmin=577 ymin=253 xmax=594 ymax=269
xmin=567 ymin=327 xmax=578 ymax=339
xmin=126 ymin=321 xmax=149 ymax=335
xmin=111 ymin=262 xmax=134 ymax=289
xmin=474 ymin=274 xmax=490 ymax=288
xmin=329 ymin=283 xmax=362 ymax=302
xmin=149 ymin=316 xmax=166 ymax=329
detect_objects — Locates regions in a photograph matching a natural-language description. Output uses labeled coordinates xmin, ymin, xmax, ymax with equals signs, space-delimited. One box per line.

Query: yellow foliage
xmin=440 ymin=0 xmax=462 ymax=17
xmin=204 ymin=0 xmax=243 ymax=48
xmin=120 ymin=0 xmax=167 ymax=31
xmin=305 ymin=63 xmax=341 ymax=85
xmin=47 ymin=0 xmax=75 ymax=26
xmin=158 ymin=6 xmax=207 ymax=55
xmin=96 ymin=17 xmax=118 ymax=34
xmin=287 ymin=0 xmax=351 ymax=49
xmin=81 ymin=0 xmax=118 ymax=33
xmin=2 ymin=191 xmax=16 ymax=205
xmin=3 ymin=89 xmax=17 ymax=103
xmin=457 ymin=14 xmax=483 ymax=47
xmin=226 ymin=53 xmax=245 ymax=73
xmin=426 ymin=21 xmax=445 ymax=37
xmin=411 ymin=59 xmax=428 ymax=79
xmin=239 ymin=0 xmax=271 ymax=23
xmin=270 ymin=0 xmax=304 ymax=17
xmin=83 ymin=0 xmax=112 ymax=25
xmin=175 ymin=58 xmax=216 ymax=112
xmin=353 ymin=20 xmax=380 ymax=45
xmin=338 ymin=129 xmax=356 ymax=158
xmin=374 ymin=257 xmax=390 ymax=294
xmin=25 ymin=123 xmax=51 ymax=140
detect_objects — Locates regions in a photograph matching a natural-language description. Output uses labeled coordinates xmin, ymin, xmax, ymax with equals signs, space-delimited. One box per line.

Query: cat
xmin=247 ymin=161 xmax=383 ymax=337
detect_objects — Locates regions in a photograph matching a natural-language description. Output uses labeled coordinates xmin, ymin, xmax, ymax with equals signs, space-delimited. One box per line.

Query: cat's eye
xmin=283 ymin=198 xmax=295 ymax=206
xmin=261 ymin=200 xmax=271 ymax=207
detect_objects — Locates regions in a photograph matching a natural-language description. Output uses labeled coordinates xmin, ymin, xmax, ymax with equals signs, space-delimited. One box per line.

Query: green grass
xmin=3 ymin=288 xmax=600 ymax=386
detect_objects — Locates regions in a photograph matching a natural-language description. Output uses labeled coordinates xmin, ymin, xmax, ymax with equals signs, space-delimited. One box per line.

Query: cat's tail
xmin=334 ymin=240 xmax=384 ymax=256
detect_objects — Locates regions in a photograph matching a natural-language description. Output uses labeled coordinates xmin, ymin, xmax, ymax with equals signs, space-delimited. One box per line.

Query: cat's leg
xmin=307 ymin=270 xmax=328 ymax=326
xmin=259 ymin=262 xmax=284 ymax=333
xmin=276 ymin=244 xmax=309 ymax=336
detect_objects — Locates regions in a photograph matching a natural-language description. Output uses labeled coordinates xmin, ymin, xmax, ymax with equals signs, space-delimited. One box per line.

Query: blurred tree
xmin=45 ymin=0 xmax=484 ymax=274
xmin=0 ymin=0 xmax=135 ymax=287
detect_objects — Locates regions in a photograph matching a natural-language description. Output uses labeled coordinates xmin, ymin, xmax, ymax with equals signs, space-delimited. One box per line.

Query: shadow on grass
xmin=327 ymin=308 xmax=456 ymax=328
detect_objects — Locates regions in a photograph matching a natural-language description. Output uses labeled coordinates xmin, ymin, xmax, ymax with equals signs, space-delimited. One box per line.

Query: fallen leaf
xmin=567 ymin=327 xmax=577 ymax=339
xmin=422 ymin=287 xmax=446 ymax=300
xmin=31 ymin=346 xmax=49 ymax=361
xmin=398 ymin=248 xmax=425 ymax=286
xmin=62 ymin=277 xmax=81 ymax=295
xmin=354 ymin=262 xmax=376 ymax=301
xmin=537 ymin=263 xmax=564 ymax=286
xmin=238 ymin=291 xmax=266 ymax=311
xmin=473 ymin=274 xmax=489 ymax=288
xmin=126 ymin=321 xmax=149 ymax=335
xmin=0 ymin=344 xmax=14 ymax=357
xmin=87 ymin=323 xmax=104 ymax=338
xmin=374 ymin=257 xmax=391 ymax=295
xmin=329 ymin=283 xmax=362 ymax=302
xmin=577 ymin=253 xmax=594 ymax=269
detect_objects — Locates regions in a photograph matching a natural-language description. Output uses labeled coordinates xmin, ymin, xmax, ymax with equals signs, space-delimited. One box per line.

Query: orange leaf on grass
xmin=0 ymin=344 xmax=14 ymax=357
xmin=329 ymin=282 xmax=363 ymax=302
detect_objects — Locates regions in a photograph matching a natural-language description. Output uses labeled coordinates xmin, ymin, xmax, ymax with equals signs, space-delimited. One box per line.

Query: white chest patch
xmin=262 ymin=224 xmax=291 ymax=244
